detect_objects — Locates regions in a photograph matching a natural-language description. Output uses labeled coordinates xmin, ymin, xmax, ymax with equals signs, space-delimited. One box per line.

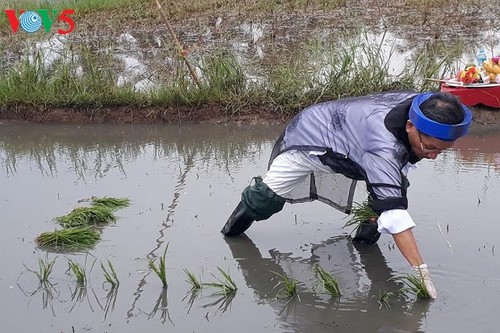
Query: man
xmin=221 ymin=91 xmax=472 ymax=299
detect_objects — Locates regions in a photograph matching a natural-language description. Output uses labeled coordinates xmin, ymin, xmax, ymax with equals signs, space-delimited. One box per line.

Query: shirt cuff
xmin=377 ymin=209 xmax=416 ymax=234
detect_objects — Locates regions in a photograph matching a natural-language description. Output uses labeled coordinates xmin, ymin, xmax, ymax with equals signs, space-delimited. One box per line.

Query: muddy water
xmin=0 ymin=122 xmax=499 ymax=333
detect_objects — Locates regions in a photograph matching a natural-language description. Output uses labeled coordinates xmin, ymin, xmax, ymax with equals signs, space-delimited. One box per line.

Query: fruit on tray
xmin=482 ymin=58 xmax=500 ymax=83
xmin=457 ymin=64 xmax=481 ymax=84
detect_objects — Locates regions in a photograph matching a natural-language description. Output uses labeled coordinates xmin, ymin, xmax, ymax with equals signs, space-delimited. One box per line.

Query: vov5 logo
xmin=4 ymin=9 xmax=75 ymax=34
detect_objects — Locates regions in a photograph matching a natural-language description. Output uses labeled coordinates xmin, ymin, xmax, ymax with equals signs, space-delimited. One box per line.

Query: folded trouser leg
xmin=221 ymin=177 xmax=286 ymax=236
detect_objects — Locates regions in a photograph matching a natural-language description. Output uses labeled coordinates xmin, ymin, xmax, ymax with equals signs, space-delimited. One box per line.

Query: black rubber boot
xmin=221 ymin=176 xmax=286 ymax=237
xmin=221 ymin=201 xmax=255 ymax=236
xmin=352 ymin=221 xmax=381 ymax=245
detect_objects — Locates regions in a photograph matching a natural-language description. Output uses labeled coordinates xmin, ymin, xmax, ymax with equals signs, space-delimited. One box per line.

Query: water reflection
xmin=455 ymin=128 xmax=500 ymax=170
xmin=225 ymin=235 xmax=430 ymax=333
xmin=0 ymin=123 xmax=275 ymax=181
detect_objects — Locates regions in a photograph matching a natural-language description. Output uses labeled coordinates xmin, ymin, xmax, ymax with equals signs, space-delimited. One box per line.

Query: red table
xmin=441 ymin=83 xmax=500 ymax=108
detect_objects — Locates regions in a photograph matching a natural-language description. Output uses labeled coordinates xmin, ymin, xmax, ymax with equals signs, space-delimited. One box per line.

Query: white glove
xmin=412 ymin=264 xmax=437 ymax=299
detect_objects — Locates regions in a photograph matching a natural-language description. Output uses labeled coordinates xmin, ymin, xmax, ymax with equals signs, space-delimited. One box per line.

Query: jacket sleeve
xmin=361 ymin=150 xmax=408 ymax=213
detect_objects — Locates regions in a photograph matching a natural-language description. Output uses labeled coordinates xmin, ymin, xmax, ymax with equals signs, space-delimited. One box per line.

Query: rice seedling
xmin=91 ymin=196 xmax=131 ymax=211
xmin=56 ymin=206 xmax=116 ymax=228
xmin=24 ymin=256 xmax=57 ymax=285
xmin=68 ymin=260 xmax=87 ymax=286
xmin=314 ymin=264 xmax=341 ymax=297
xmin=184 ymin=268 xmax=202 ymax=291
xmin=272 ymin=271 xmax=300 ymax=301
xmin=101 ymin=259 xmax=119 ymax=287
xmin=36 ymin=227 xmax=101 ymax=250
xmin=343 ymin=201 xmax=379 ymax=233
xmin=392 ymin=274 xmax=432 ymax=300
xmin=148 ymin=244 xmax=169 ymax=288
xmin=203 ymin=267 xmax=237 ymax=297
xmin=378 ymin=290 xmax=394 ymax=309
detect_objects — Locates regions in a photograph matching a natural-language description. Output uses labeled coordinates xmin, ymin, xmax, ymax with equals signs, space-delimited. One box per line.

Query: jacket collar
xmin=384 ymin=97 xmax=421 ymax=164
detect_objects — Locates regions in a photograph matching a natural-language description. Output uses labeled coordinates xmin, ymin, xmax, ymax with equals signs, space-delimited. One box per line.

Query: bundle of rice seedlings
xmin=91 ymin=196 xmax=131 ymax=211
xmin=36 ymin=227 xmax=100 ymax=250
xmin=56 ymin=206 xmax=116 ymax=228
xmin=343 ymin=201 xmax=379 ymax=230
xmin=392 ymin=274 xmax=432 ymax=299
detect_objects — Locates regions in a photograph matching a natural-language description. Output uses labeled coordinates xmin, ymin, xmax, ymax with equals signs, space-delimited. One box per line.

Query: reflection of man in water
xmin=226 ymin=235 xmax=430 ymax=333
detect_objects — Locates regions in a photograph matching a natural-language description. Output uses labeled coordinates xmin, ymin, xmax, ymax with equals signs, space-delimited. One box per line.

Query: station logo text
xmin=4 ymin=9 xmax=75 ymax=35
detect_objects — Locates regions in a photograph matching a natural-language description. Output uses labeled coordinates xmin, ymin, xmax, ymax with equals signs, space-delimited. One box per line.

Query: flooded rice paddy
xmin=1 ymin=121 xmax=500 ymax=332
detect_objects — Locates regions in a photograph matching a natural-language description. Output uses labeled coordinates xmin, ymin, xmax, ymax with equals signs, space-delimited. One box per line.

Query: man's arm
xmin=392 ymin=228 xmax=423 ymax=266
xmin=392 ymin=228 xmax=437 ymax=298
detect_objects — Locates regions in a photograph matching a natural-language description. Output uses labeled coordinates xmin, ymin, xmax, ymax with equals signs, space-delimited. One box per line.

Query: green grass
xmin=314 ymin=264 xmax=341 ymax=297
xmin=148 ymin=244 xmax=169 ymax=288
xmin=0 ymin=30 xmax=464 ymax=119
xmin=36 ymin=227 xmax=101 ymax=250
xmin=55 ymin=206 xmax=116 ymax=228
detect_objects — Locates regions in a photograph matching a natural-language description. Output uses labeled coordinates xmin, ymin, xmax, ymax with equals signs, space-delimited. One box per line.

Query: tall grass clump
xmin=0 ymin=45 xmax=137 ymax=108
xmin=36 ymin=227 xmax=101 ymax=250
xmin=56 ymin=206 xmax=116 ymax=228
xmin=314 ymin=264 xmax=341 ymax=297
xmin=201 ymin=50 xmax=246 ymax=97
xmin=148 ymin=244 xmax=169 ymax=288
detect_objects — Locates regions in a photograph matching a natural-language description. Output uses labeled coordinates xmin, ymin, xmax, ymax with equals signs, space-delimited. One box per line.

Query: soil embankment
xmin=1 ymin=103 xmax=498 ymax=125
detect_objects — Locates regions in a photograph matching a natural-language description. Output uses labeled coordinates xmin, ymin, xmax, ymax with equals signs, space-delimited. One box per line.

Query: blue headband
xmin=409 ymin=92 xmax=472 ymax=141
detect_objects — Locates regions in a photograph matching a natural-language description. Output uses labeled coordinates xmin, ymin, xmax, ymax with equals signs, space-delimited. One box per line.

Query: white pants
xmin=263 ymin=150 xmax=330 ymax=196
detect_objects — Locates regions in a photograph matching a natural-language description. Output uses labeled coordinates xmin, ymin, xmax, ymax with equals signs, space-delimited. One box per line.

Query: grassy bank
xmin=0 ymin=0 xmax=479 ymax=121
xmin=0 ymin=32 xmax=461 ymax=119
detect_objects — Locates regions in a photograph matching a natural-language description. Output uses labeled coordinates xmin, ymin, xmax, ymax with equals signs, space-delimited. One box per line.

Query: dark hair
xmin=420 ymin=92 xmax=466 ymax=125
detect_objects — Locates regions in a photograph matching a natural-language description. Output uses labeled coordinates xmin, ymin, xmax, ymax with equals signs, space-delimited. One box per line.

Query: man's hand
xmin=412 ymin=264 xmax=437 ymax=299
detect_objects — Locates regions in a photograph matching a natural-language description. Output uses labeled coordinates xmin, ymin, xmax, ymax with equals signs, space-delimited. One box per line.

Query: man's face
xmin=406 ymin=121 xmax=455 ymax=160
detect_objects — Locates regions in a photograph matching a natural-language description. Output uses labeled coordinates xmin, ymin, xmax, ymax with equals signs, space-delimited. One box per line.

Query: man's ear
xmin=405 ymin=120 xmax=414 ymax=134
